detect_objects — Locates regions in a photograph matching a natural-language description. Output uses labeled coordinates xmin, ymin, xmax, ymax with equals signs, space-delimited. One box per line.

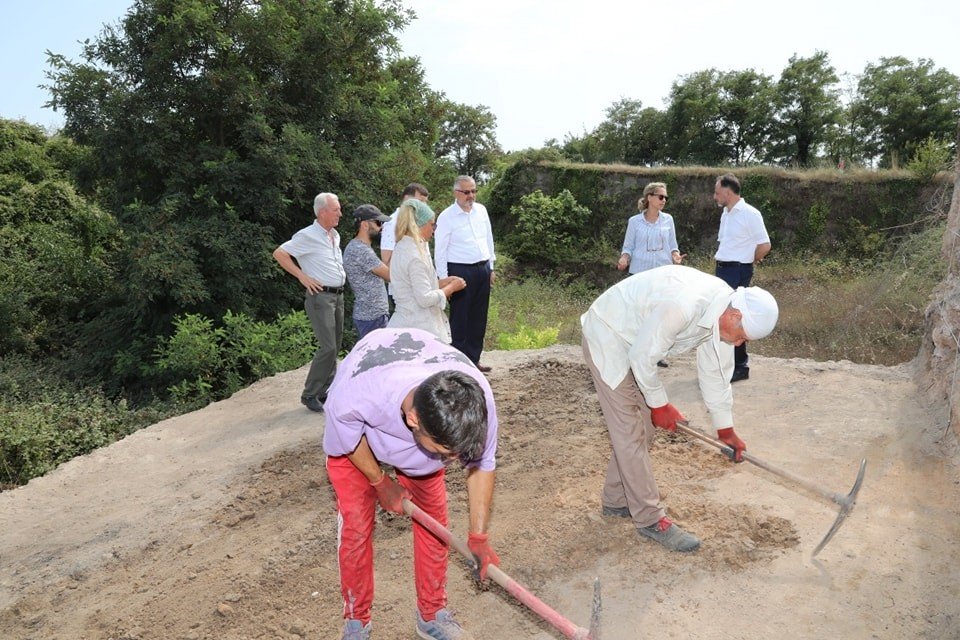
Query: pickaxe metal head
xmin=811 ymin=458 xmax=867 ymax=557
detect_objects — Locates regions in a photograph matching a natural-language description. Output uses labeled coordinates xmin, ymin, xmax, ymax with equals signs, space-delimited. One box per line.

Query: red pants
xmin=326 ymin=455 xmax=449 ymax=624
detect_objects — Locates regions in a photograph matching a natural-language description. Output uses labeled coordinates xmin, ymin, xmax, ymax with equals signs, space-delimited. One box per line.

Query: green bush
xmin=497 ymin=320 xmax=560 ymax=350
xmin=0 ymin=355 xmax=170 ymax=487
xmin=906 ymin=136 xmax=952 ymax=182
xmin=154 ymin=309 xmax=316 ymax=404
xmin=504 ymin=189 xmax=595 ymax=268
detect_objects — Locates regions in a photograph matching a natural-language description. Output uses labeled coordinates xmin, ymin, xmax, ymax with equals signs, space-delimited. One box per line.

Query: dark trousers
xmin=715 ymin=262 xmax=754 ymax=370
xmin=447 ymin=262 xmax=491 ymax=364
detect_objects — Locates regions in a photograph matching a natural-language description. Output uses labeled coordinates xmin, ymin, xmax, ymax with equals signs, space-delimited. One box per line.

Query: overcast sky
xmin=3 ymin=0 xmax=959 ymax=151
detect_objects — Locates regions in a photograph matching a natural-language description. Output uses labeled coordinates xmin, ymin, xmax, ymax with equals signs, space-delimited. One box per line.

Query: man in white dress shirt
xmin=272 ymin=192 xmax=347 ymax=413
xmin=713 ymin=173 xmax=772 ymax=383
xmin=581 ymin=265 xmax=778 ymax=552
xmin=380 ymin=182 xmax=431 ymax=269
xmin=434 ymin=176 xmax=496 ymax=372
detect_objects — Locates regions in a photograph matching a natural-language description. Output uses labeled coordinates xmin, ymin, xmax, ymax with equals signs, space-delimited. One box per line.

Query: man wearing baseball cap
xmin=343 ymin=204 xmax=393 ymax=339
xmin=580 ymin=264 xmax=778 ymax=552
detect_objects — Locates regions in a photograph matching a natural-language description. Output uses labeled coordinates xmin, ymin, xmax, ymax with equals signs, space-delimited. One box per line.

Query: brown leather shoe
xmin=477 ymin=364 xmax=492 ymax=373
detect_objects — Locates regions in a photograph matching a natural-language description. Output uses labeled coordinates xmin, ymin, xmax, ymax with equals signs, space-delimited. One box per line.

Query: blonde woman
xmin=617 ymin=182 xmax=684 ymax=274
xmin=387 ymin=199 xmax=466 ymax=342
xmin=617 ymin=182 xmax=685 ymax=368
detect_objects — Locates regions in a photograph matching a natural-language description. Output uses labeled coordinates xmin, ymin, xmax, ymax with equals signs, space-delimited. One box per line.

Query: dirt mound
xmin=1 ymin=347 xmax=958 ymax=639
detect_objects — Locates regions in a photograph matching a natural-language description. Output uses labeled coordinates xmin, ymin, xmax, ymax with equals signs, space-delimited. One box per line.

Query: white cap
xmin=729 ymin=287 xmax=779 ymax=340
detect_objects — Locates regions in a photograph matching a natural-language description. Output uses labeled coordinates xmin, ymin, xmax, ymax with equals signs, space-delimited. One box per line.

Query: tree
xmin=850 ymin=56 xmax=960 ymax=167
xmin=770 ymin=51 xmax=842 ymax=167
xmin=717 ymin=69 xmax=775 ymax=165
xmin=435 ymin=101 xmax=502 ymax=180
xmin=43 ymin=0 xmax=447 ymax=390
xmin=665 ymin=69 xmax=775 ymax=165
xmin=0 ymin=119 xmax=121 ymax=356
xmin=590 ymin=98 xmax=669 ymax=166
xmin=665 ymin=70 xmax=727 ymax=164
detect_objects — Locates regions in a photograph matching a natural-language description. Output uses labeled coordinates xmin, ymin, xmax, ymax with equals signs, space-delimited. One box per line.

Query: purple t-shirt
xmin=322 ymin=328 xmax=498 ymax=475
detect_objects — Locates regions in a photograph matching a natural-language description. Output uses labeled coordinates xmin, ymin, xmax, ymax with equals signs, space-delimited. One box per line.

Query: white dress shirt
xmin=434 ymin=201 xmax=495 ymax=279
xmin=715 ymin=198 xmax=770 ymax=263
xmin=380 ymin=208 xmax=400 ymax=254
xmin=280 ymin=221 xmax=345 ymax=286
xmin=580 ymin=265 xmax=736 ymax=429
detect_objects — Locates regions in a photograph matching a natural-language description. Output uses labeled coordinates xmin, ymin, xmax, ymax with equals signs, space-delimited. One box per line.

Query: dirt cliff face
xmin=917 ymin=147 xmax=960 ymax=447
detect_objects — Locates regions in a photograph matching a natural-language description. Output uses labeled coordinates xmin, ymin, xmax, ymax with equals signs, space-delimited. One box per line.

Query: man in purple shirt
xmin=323 ymin=328 xmax=500 ymax=640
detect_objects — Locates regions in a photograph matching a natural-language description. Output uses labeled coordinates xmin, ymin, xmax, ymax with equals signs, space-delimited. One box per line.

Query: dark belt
xmin=716 ymin=261 xmax=750 ymax=268
xmin=450 ymin=260 xmax=489 ymax=267
xmin=317 ymin=286 xmax=345 ymax=295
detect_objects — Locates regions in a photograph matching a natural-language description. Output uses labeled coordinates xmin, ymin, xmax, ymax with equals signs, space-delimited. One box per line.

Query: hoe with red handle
xmin=402 ymin=498 xmax=602 ymax=640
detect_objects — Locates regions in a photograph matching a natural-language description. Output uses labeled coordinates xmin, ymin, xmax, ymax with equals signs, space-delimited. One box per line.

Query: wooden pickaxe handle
xmin=401 ymin=499 xmax=596 ymax=640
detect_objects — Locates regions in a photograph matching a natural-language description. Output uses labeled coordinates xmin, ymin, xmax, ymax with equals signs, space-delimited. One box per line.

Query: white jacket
xmin=581 ymin=265 xmax=736 ymax=428
xmin=387 ymin=236 xmax=451 ymax=343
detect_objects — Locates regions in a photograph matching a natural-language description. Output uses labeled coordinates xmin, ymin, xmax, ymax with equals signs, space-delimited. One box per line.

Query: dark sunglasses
xmin=652 ymin=194 xmax=669 ymax=202
xmin=456 ymin=189 xmax=478 ymax=195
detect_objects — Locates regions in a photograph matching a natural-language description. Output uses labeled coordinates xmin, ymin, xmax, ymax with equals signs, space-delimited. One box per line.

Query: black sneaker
xmin=301 ymin=396 xmax=324 ymax=412
xmin=638 ymin=517 xmax=700 ymax=552
xmin=730 ymin=367 xmax=749 ymax=383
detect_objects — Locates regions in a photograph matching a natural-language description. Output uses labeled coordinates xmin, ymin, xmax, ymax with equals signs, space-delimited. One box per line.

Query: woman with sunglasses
xmin=387 ymin=199 xmax=466 ymax=342
xmin=617 ymin=182 xmax=685 ymax=367
xmin=617 ymin=182 xmax=684 ymax=275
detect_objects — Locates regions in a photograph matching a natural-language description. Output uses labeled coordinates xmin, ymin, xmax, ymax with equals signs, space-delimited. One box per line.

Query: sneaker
xmin=601 ymin=505 xmax=631 ymax=518
xmin=416 ymin=608 xmax=463 ymax=640
xmin=638 ymin=517 xmax=700 ymax=552
xmin=730 ymin=367 xmax=749 ymax=383
xmin=301 ymin=396 xmax=324 ymax=412
xmin=341 ymin=619 xmax=371 ymax=640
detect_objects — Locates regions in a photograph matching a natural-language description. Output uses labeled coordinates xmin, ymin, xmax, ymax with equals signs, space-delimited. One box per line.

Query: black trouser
xmin=715 ymin=261 xmax=754 ymax=370
xmin=447 ymin=261 xmax=491 ymax=364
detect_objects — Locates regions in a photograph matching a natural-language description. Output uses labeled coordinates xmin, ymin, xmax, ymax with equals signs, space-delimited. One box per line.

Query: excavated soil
xmin=2 ymin=346 xmax=958 ymax=639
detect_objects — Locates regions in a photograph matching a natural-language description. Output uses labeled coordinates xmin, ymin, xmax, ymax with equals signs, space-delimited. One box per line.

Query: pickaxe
xmin=674 ymin=423 xmax=866 ymax=557
xmin=402 ymin=498 xmax=602 ymax=639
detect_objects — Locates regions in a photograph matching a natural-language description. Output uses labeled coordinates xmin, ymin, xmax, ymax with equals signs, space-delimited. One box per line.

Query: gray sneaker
xmin=341 ymin=619 xmax=371 ymax=640
xmin=416 ymin=608 xmax=463 ymax=640
xmin=601 ymin=505 xmax=631 ymax=518
xmin=638 ymin=517 xmax=700 ymax=552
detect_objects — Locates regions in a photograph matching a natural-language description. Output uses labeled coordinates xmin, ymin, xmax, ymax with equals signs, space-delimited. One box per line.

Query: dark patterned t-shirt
xmin=343 ymin=238 xmax=388 ymax=321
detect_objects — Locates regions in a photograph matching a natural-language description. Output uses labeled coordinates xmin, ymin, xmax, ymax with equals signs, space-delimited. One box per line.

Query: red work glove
xmin=717 ymin=427 xmax=747 ymax=462
xmin=649 ymin=403 xmax=686 ymax=432
xmin=467 ymin=532 xmax=500 ymax=582
xmin=371 ymin=474 xmax=411 ymax=514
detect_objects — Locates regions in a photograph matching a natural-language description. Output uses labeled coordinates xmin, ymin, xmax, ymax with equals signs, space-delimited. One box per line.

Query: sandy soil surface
xmin=2 ymin=347 xmax=959 ymax=640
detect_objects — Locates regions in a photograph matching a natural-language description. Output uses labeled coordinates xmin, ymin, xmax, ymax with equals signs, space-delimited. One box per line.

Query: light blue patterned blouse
xmin=621 ymin=211 xmax=680 ymax=274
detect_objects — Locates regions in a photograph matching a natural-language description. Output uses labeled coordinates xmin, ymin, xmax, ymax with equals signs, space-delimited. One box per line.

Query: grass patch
xmin=490 ymin=221 xmax=946 ymax=366
xmin=486 ymin=275 xmax=599 ymax=350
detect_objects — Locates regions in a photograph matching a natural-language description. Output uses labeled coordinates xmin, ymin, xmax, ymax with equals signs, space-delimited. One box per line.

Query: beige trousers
xmin=582 ymin=337 xmax=665 ymax=529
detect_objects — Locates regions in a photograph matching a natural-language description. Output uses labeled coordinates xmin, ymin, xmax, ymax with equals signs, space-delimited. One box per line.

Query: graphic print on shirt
xmin=351 ymin=331 xmax=472 ymax=377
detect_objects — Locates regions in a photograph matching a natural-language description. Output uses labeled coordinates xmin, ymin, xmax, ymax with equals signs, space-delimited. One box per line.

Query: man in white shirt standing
xmin=435 ymin=176 xmax=496 ymax=372
xmin=380 ymin=182 xmax=431 ymax=268
xmin=272 ymin=192 xmax=347 ymax=413
xmin=713 ymin=173 xmax=772 ymax=383
xmin=581 ymin=265 xmax=778 ymax=552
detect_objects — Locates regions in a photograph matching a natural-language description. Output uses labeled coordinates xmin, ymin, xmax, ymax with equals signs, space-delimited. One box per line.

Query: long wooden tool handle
xmin=401 ymin=499 xmax=593 ymax=640
xmin=674 ymin=423 xmax=842 ymax=505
